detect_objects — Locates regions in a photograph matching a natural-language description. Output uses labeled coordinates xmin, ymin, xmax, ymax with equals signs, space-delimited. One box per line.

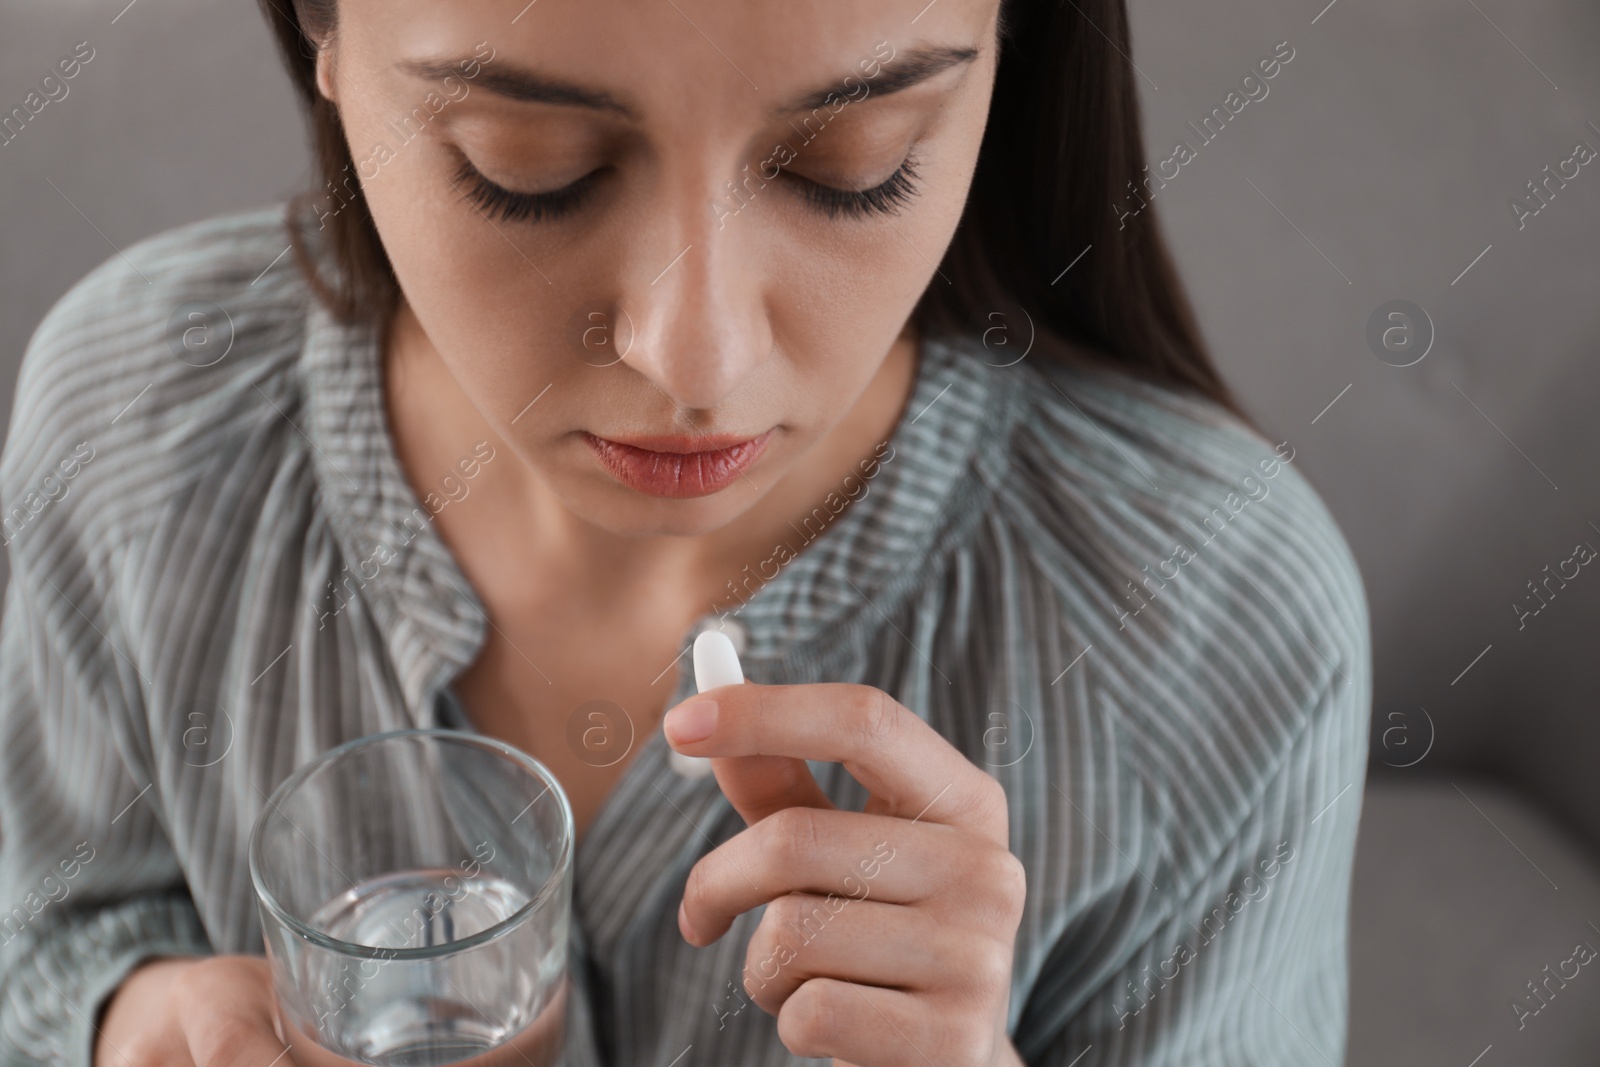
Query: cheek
xmin=334 ymin=91 xmax=572 ymax=407
xmin=361 ymin=150 xmax=566 ymax=374
xmin=763 ymin=235 xmax=920 ymax=399
xmin=765 ymin=150 xmax=983 ymax=393
xmin=772 ymin=76 xmax=993 ymax=379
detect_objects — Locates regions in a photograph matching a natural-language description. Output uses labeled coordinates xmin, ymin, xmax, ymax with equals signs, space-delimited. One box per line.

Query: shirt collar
xmin=709 ymin=336 xmax=1023 ymax=670
xmin=300 ymin=297 xmax=1023 ymax=712
xmin=301 ymin=300 xmax=489 ymax=716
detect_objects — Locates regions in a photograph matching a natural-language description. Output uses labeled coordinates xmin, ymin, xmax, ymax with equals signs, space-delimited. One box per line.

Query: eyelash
xmin=450 ymin=157 xmax=601 ymax=224
xmin=450 ymin=150 xmax=924 ymax=224
xmin=793 ymin=152 xmax=923 ymax=219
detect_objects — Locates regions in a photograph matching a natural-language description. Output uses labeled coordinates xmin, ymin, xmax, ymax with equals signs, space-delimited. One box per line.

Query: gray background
xmin=2 ymin=0 xmax=1599 ymax=1063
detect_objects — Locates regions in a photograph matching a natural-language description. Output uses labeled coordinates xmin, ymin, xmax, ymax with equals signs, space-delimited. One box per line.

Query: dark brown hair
xmin=259 ymin=0 xmax=1252 ymax=425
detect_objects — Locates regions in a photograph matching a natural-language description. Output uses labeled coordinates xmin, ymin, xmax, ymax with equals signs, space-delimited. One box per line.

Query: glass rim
xmin=248 ymin=727 xmax=574 ymax=962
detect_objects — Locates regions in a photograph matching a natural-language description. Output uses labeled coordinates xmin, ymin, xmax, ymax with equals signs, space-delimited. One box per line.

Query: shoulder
xmin=1 ymin=205 xmax=313 ymax=556
xmin=995 ymin=351 xmax=1367 ymax=661
xmin=978 ymin=347 xmax=1371 ymax=871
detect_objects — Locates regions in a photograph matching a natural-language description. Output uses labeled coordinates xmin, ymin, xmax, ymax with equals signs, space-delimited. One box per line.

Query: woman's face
xmin=317 ymin=0 xmax=999 ymax=536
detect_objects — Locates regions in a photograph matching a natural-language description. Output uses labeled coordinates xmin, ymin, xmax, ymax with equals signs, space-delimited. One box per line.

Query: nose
xmin=618 ymin=178 xmax=772 ymax=413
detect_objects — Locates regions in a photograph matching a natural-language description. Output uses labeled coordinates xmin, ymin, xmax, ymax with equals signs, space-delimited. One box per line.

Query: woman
xmin=0 ymin=0 xmax=1370 ymax=1064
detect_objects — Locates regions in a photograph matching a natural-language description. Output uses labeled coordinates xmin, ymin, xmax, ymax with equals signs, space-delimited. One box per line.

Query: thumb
xmin=681 ymin=633 xmax=836 ymax=826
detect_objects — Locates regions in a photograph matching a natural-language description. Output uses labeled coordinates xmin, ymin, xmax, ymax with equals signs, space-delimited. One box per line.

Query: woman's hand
xmin=664 ymin=682 xmax=1029 ymax=1067
xmin=94 ymin=955 xmax=288 ymax=1067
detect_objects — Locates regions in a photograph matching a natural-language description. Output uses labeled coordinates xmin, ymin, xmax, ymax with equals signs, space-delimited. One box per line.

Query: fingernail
xmin=664 ymin=699 xmax=717 ymax=745
xmin=678 ymin=898 xmax=698 ymax=944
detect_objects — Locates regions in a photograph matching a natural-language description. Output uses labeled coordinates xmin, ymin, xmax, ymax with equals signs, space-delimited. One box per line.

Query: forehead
xmin=341 ymin=0 xmax=998 ymax=120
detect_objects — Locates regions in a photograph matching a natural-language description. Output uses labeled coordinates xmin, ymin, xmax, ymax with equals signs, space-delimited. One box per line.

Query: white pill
xmin=693 ymin=629 xmax=745 ymax=691
xmin=668 ymin=630 xmax=744 ymax=779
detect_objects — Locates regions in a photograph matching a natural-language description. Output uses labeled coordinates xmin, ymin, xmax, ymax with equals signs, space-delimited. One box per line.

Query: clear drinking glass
xmin=250 ymin=728 xmax=574 ymax=1067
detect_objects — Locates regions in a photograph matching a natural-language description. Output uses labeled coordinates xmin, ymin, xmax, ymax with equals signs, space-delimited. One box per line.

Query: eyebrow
xmin=787 ymin=44 xmax=979 ymax=112
xmin=397 ymin=43 xmax=979 ymax=121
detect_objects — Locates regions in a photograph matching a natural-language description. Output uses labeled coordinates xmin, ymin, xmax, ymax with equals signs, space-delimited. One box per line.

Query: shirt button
xmin=693 ymin=614 xmax=748 ymax=656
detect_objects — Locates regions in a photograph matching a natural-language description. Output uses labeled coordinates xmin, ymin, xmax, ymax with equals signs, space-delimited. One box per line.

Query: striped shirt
xmin=0 ymin=206 xmax=1370 ymax=1067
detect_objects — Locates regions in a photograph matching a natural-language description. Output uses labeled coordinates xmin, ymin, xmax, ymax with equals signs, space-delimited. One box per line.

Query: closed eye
xmin=789 ymin=152 xmax=923 ymax=219
xmin=449 ymin=150 xmax=924 ymax=225
xmin=449 ymin=156 xmax=604 ymax=224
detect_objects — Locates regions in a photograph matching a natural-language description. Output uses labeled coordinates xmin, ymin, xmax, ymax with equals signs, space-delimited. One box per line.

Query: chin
xmin=556 ymin=480 xmax=768 ymax=540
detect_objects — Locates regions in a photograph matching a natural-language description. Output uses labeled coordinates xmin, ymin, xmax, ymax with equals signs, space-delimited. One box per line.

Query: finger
xmin=779 ymin=978 xmax=994 ymax=1067
xmin=95 ymin=958 xmax=201 ymax=1067
xmin=742 ymin=895 xmax=957 ymax=1015
xmin=705 ymin=751 xmax=835 ymax=827
xmin=681 ymin=808 xmax=935 ymax=945
xmin=186 ymin=1010 xmax=288 ymax=1067
xmin=93 ymin=1025 xmax=195 ymax=1067
xmin=176 ymin=962 xmax=291 ymax=1067
xmin=664 ymin=683 xmax=1006 ymax=837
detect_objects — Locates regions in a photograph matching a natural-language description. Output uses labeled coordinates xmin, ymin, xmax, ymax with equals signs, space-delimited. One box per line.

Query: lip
xmin=582 ymin=430 xmax=773 ymax=498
